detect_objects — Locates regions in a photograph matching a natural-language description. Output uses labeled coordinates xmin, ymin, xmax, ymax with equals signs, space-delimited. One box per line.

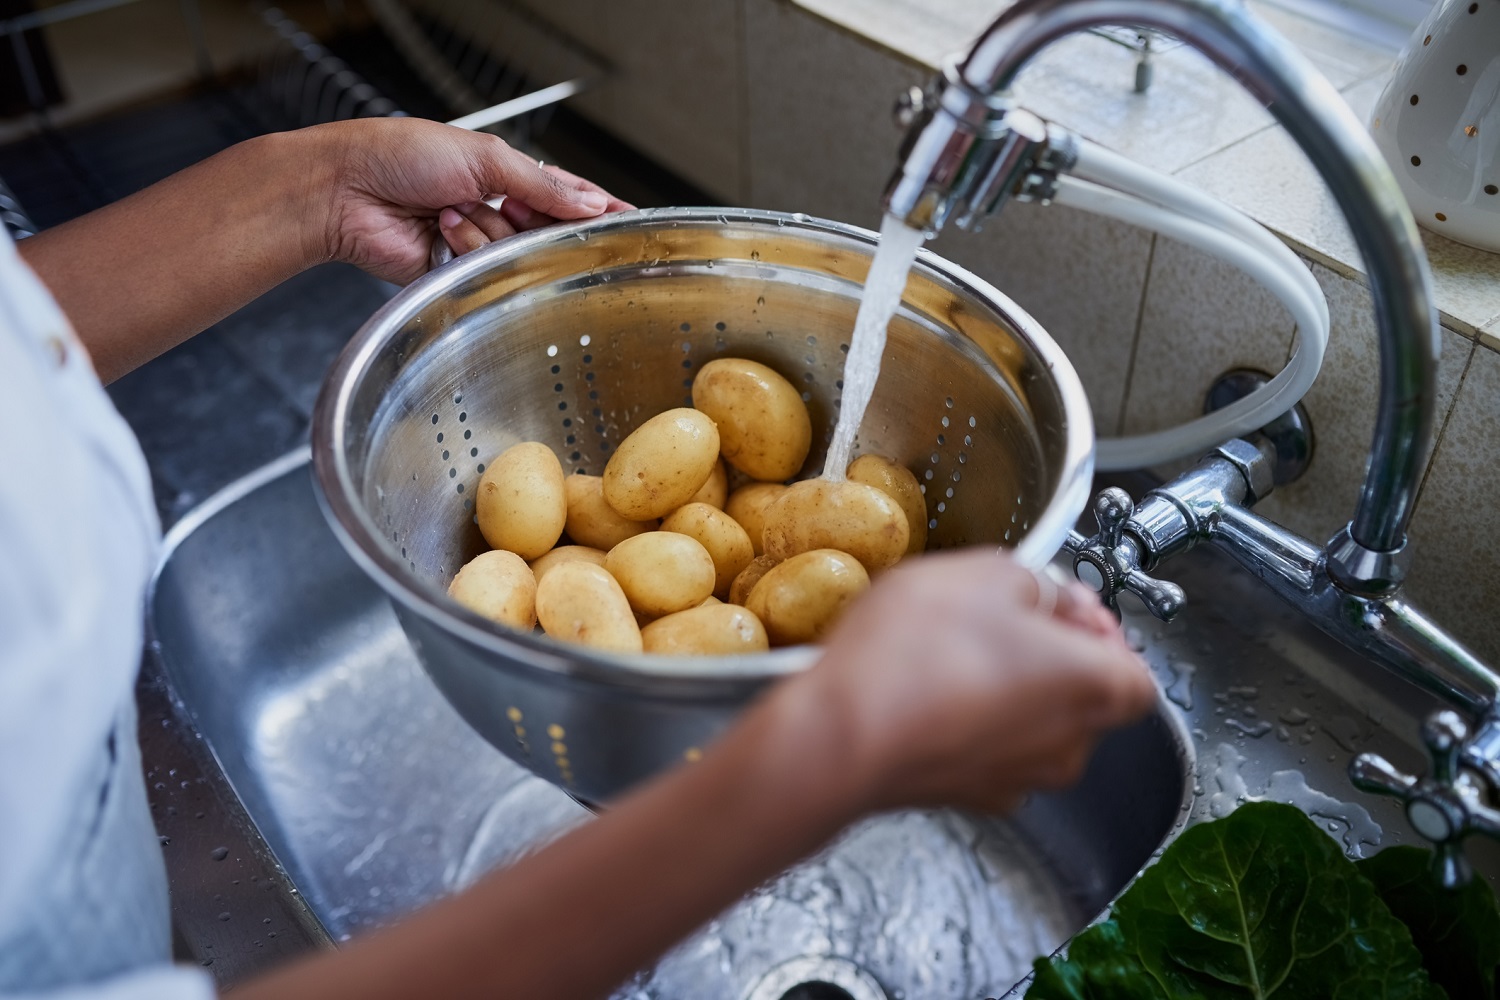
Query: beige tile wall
xmin=554 ymin=0 xmax=1500 ymax=662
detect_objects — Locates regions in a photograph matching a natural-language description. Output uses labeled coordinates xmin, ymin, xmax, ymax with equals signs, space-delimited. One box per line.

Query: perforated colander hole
xmin=442 ymin=450 xmax=450 ymax=460
xmin=680 ymin=323 xmax=691 ymax=333
xmin=945 ymin=487 xmax=954 ymax=498
xmin=431 ymin=413 xmax=439 ymax=424
xmin=551 ymin=364 xmax=560 ymax=374
xmin=936 ymin=434 xmax=945 ymax=446
xmin=958 ymin=453 xmax=968 ymax=464
xmin=453 ymin=393 xmax=463 ymax=404
xmin=464 ymin=429 xmax=472 ymax=440
xmin=928 ymin=518 xmax=938 ymax=530
xmin=937 ymin=502 xmax=946 ymax=513
xmin=944 ymin=397 xmax=954 ymax=409
xmin=458 ymin=411 xmax=467 ymax=423
xmin=477 ymin=463 xmax=485 ymax=473
xmin=436 ymin=432 xmax=444 ymax=443
xmin=924 ymin=470 xmax=934 ymax=481
xmin=940 ymin=415 xmax=949 ymax=428
xmin=546 ymin=344 xmax=558 ymax=357
xmin=839 ymin=343 xmax=849 ymax=353
xmin=968 ymin=415 xmax=976 ymax=428
xmin=579 ymin=334 xmax=591 ymax=346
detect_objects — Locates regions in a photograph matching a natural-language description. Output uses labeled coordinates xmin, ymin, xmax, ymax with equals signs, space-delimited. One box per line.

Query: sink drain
xmin=743 ymin=957 xmax=888 ymax=1000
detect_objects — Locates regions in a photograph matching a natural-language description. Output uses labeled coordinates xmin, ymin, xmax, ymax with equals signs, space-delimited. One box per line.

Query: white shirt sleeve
xmin=1 ymin=966 xmax=217 ymax=1000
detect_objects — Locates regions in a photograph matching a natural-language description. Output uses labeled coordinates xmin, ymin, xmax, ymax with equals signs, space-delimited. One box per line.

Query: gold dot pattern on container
xmin=683 ymin=747 xmax=703 ymax=763
xmin=552 ymin=740 xmax=568 ymax=755
xmin=507 ymin=707 xmax=523 ymax=723
xmin=1465 ymin=125 xmax=1478 ymax=137
xmin=547 ymin=724 xmax=566 ymax=740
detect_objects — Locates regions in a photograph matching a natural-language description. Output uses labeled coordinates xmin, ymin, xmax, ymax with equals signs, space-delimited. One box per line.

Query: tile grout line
xmin=1113 ymin=232 xmax=1158 ymax=436
xmin=1412 ymin=338 xmax=1478 ymax=510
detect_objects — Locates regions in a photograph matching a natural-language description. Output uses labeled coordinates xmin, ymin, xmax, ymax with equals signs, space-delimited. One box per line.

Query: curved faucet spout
xmin=895 ymin=0 xmax=1439 ymax=592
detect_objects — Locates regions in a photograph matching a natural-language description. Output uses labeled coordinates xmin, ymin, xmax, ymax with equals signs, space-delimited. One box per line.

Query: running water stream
xmin=822 ymin=214 xmax=927 ymax=480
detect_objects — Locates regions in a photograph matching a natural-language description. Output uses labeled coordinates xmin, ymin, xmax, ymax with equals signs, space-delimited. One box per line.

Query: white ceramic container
xmin=1369 ymin=0 xmax=1500 ymax=253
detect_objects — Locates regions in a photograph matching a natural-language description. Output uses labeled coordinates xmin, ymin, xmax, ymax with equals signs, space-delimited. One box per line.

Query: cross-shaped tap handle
xmin=1349 ymin=710 xmax=1500 ymax=888
xmin=1066 ymin=487 xmax=1187 ymax=622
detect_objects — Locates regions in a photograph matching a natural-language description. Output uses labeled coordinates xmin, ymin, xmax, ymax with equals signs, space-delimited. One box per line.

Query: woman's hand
xmin=779 ymin=549 xmax=1156 ymax=816
xmin=316 ymin=117 xmax=633 ymax=284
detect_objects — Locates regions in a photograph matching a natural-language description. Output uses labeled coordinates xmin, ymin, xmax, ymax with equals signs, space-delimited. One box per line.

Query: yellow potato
xmin=535 ymin=561 xmax=642 ymax=653
xmin=604 ymin=532 xmax=717 ymax=619
xmin=745 ymin=549 xmax=869 ymax=646
xmin=476 ymin=441 xmax=567 ymax=560
xmin=602 ymin=408 xmax=721 ymax=520
xmin=687 ymin=459 xmax=729 ymax=509
xmin=724 ymin=482 xmax=788 ymax=557
xmin=846 ymin=454 xmax=928 ymax=556
xmin=641 ymin=604 xmax=770 ymax=656
xmin=692 ymin=358 xmax=812 ymax=481
xmin=661 ymin=502 xmax=755 ymax=599
xmin=699 ymin=595 xmax=723 ymax=607
xmin=564 ymin=473 xmax=658 ymax=549
xmin=529 ymin=545 xmax=607 ymax=586
xmin=728 ymin=553 xmax=781 ymax=606
xmin=761 ymin=479 xmax=909 ymax=572
xmin=447 ymin=550 xmax=537 ymax=631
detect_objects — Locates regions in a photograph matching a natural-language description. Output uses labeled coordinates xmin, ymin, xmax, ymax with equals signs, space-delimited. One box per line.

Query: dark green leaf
xmin=1359 ymin=845 xmax=1500 ymax=1000
xmin=1028 ymin=802 xmax=1445 ymax=1000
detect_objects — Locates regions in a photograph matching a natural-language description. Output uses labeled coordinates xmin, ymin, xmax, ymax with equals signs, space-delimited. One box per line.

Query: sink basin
xmin=141 ymin=450 xmax=1500 ymax=998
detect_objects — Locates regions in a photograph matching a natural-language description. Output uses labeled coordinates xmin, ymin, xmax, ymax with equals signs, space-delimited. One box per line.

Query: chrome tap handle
xmin=1348 ymin=710 xmax=1500 ymax=888
xmin=1066 ymin=487 xmax=1187 ymax=622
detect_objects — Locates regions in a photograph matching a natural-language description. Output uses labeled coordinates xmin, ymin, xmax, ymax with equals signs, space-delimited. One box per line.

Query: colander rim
xmin=311 ymin=206 xmax=1095 ymax=695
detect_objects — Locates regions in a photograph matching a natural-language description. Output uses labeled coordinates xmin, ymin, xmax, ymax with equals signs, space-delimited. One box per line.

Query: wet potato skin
xmin=745 ymin=549 xmax=870 ymax=646
xmin=761 ymin=479 xmax=909 ymax=573
xmin=691 ymin=358 xmax=812 ymax=482
xmin=602 ymin=408 xmax=721 ymax=521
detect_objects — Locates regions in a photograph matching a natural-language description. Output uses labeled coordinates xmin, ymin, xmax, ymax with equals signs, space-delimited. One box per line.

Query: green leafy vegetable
xmin=1359 ymin=845 xmax=1500 ymax=1000
xmin=1028 ymin=802 xmax=1444 ymax=1000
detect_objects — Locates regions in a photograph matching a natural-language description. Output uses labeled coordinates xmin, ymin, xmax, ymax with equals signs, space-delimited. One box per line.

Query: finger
xmin=439 ymin=206 xmax=491 ymax=256
xmin=475 ymin=139 xmax=609 ymax=219
xmin=541 ymin=163 xmax=636 ymax=212
xmin=457 ymin=200 xmax=518 ymax=243
xmin=499 ymin=195 xmax=557 ymax=233
xmin=1025 ymin=617 xmax=1157 ymax=729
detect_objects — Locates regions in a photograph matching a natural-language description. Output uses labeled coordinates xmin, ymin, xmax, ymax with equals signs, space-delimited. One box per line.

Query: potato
xmin=661 ymin=503 xmax=755 ymax=599
xmin=564 ymin=473 xmax=658 ymax=549
xmin=728 ymin=553 xmax=781 ymax=606
xmin=745 ymin=549 xmax=869 ymax=645
xmin=761 ymin=479 xmax=909 ymax=572
xmin=604 ymin=532 xmax=717 ymax=618
xmin=846 ymin=454 xmax=928 ymax=556
xmin=476 ymin=441 xmax=567 ymax=560
xmin=692 ymin=358 xmax=812 ymax=481
xmin=529 ymin=545 xmax=607 ymax=586
xmin=724 ymin=482 xmax=788 ymax=557
xmin=602 ymin=408 xmax=721 ymax=520
xmin=447 ymin=550 xmax=537 ymax=631
xmin=699 ymin=595 xmax=723 ymax=607
xmin=535 ymin=561 xmax=642 ymax=653
xmin=687 ymin=459 xmax=729 ymax=509
xmin=641 ymin=604 xmax=770 ymax=656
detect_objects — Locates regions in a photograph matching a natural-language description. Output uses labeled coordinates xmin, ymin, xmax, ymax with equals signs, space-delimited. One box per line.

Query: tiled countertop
xmin=785 ymin=0 xmax=1500 ymax=345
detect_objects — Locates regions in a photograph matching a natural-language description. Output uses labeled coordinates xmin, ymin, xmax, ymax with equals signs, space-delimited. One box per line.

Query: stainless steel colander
xmin=312 ymin=207 xmax=1094 ymax=802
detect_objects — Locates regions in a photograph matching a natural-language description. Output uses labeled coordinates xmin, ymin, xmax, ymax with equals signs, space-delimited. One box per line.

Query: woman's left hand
xmin=316 ymin=117 xmax=633 ymax=284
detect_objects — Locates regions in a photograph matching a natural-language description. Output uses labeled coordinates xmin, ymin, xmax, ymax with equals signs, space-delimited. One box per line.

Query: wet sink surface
xmin=145 ymin=452 xmax=1498 ymax=998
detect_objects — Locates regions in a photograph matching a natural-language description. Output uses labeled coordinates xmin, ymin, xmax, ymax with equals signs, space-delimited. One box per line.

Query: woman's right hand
xmin=779 ymin=548 xmax=1157 ymax=817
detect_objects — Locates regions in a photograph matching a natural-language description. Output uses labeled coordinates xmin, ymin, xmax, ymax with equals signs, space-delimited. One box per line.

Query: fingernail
xmin=579 ymin=192 xmax=608 ymax=213
xmin=440 ymin=207 xmax=463 ymax=229
xmin=455 ymin=201 xmax=480 ymax=214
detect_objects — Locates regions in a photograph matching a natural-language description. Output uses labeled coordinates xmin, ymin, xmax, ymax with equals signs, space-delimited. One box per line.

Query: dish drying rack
xmin=0 ymin=0 xmax=611 ymax=238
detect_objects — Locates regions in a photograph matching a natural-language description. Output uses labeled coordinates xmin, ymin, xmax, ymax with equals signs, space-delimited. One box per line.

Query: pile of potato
xmin=446 ymin=358 xmax=930 ymax=657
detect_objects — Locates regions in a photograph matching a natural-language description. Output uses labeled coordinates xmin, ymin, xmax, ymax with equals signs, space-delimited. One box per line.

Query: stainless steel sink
xmin=141 ymin=450 xmax=1499 ymax=999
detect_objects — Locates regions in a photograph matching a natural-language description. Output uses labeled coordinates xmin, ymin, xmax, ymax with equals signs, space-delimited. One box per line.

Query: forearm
xmin=235 ymin=677 xmax=869 ymax=1000
xmin=19 ymin=130 xmax=334 ymax=383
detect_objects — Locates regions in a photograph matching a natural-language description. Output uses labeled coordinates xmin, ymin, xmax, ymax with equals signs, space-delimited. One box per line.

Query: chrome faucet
xmin=883 ymin=0 xmax=1500 ymax=885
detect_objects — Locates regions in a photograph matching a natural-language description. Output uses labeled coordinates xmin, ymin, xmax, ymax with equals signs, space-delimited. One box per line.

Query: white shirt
xmin=0 ymin=230 xmax=213 ymax=998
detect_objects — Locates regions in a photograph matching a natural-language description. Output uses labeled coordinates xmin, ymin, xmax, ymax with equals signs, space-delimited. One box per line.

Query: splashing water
xmin=823 ymin=215 xmax=927 ymax=480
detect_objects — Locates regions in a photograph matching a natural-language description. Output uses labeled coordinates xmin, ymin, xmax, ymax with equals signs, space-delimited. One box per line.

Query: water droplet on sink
xmin=211 ymin=846 xmax=229 ymax=861
xmin=217 ymin=912 xmax=231 ymax=922
xmin=1226 ymin=718 xmax=1273 ymax=739
xmin=1279 ymin=707 xmax=1310 ymax=726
